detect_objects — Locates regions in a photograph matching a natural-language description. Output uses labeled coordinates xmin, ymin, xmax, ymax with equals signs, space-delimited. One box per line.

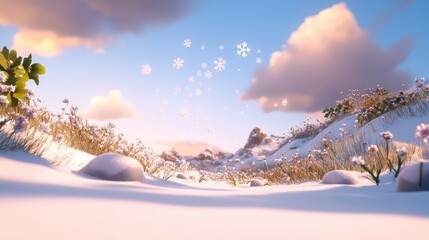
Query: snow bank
xmin=79 ymin=153 xmax=144 ymax=181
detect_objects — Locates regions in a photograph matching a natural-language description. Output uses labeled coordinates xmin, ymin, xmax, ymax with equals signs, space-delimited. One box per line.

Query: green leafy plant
xmin=0 ymin=46 xmax=45 ymax=106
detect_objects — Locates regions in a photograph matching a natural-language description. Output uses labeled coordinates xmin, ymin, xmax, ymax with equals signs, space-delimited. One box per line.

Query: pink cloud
xmin=0 ymin=0 xmax=196 ymax=56
xmin=86 ymin=90 xmax=138 ymax=121
xmin=242 ymin=3 xmax=413 ymax=113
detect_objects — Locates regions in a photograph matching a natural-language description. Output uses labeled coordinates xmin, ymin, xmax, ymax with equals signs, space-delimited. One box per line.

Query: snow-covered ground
xmin=1 ymin=103 xmax=429 ymax=239
xmin=1 ymin=149 xmax=429 ymax=240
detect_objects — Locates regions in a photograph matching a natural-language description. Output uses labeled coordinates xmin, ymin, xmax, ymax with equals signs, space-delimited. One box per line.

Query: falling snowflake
xmin=173 ymin=86 xmax=182 ymax=95
xmin=256 ymin=58 xmax=262 ymax=64
xmin=195 ymin=88 xmax=202 ymax=96
xmin=257 ymin=49 xmax=262 ymax=54
xmin=237 ymin=41 xmax=251 ymax=58
xmin=282 ymin=99 xmax=288 ymax=106
xmin=234 ymin=89 xmax=240 ymax=94
xmin=204 ymin=70 xmax=213 ymax=79
xmin=201 ymin=45 xmax=205 ymax=50
xmin=214 ymin=57 xmax=226 ymax=71
xmin=188 ymin=76 xmax=195 ymax=83
xmin=274 ymin=103 xmax=278 ymax=108
xmin=183 ymin=39 xmax=192 ymax=48
xmin=141 ymin=64 xmax=152 ymax=75
xmin=172 ymin=58 xmax=184 ymax=70
xmin=201 ymin=62 xmax=207 ymax=69
xmin=219 ymin=44 xmax=224 ymax=50
xmin=180 ymin=108 xmax=191 ymax=119
xmin=197 ymin=70 xmax=202 ymax=77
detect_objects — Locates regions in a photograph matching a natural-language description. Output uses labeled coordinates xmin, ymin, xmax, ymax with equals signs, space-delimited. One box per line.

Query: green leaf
xmin=8 ymin=49 xmax=17 ymax=61
xmin=10 ymin=56 xmax=22 ymax=68
xmin=0 ymin=53 xmax=8 ymax=70
xmin=29 ymin=72 xmax=39 ymax=85
xmin=2 ymin=47 xmax=9 ymax=58
xmin=23 ymin=54 xmax=32 ymax=69
xmin=30 ymin=63 xmax=46 ymax=75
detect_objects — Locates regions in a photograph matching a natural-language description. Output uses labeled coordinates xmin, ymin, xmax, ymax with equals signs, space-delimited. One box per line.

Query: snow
xmin=1 ymin=148 xmax=429 ymax=239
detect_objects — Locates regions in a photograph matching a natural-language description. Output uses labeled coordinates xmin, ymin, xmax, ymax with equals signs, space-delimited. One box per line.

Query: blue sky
xmin=0 ymin=0 xmax=428 ymax=155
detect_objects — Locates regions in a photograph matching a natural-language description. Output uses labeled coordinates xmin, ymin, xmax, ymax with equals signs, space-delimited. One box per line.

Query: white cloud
xmin=86 ymin=90 xmax=138 ymax=121
xmin=242 ymin=3 xmax=413 ymax=113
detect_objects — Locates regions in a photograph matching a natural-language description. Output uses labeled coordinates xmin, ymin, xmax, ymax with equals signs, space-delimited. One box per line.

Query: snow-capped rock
xmin=176 ymin=173 xmax=190 ymax=180
xmin=79 ymin=153 xmax=144 ymax=181
xmin=397 ymin=161 xmax=429 ymax=192
xmin=250 ymin=179 xmax=268 ymax=187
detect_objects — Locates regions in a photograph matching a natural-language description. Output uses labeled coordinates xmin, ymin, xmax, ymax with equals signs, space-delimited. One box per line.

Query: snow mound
xmin=79 ymin=153 xmax=144 ymax=181
xmin=397 ymin=161 xmax=429 ymax=192
xmin=250 ymin=179 xmax=268 ymax=187
xmin=322 ymin=170 xmax=362 ymax=185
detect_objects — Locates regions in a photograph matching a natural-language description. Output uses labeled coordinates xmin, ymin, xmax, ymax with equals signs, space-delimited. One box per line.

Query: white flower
xmin=0 ymin=95 xmax=8 ymax=105
xmin=351 ymin=156 xmax=365 ymax=166
xmin=396 ymin=147 xmax=408 ymax=159
xmin=380 ymin=131 xmax=393 ymax=140
xmin=416 ymin=123 xmax=429 ymax=143
xmin=0 ymin=71 xmax=7 ymax=83
xmin=39 ymin=123 xmax=51 ymax=134
xmin=367 ymin=144 xmax=379 ymax=153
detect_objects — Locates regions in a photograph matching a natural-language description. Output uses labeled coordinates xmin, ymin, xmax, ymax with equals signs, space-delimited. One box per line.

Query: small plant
xmin=0 ymin=46 xmax=45 ymax=107
xmin=393 ymin=147 xmax=408 ymax=178
xmin=352 ymin=155 xmax=382 ymax=185
xmin=380 ymin=131 xmax=393 ymax=172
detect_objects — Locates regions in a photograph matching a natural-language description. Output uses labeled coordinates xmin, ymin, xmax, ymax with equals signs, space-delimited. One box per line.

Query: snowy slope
xmin=268 ymin=104 xmax=429 ymax=163
xmin=1 ymin=150 xmax=429 ymax=240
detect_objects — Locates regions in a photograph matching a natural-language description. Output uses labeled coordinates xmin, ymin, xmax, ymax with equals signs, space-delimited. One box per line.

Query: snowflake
xmin=274 ymin=103 xmax=278 ymax=108
xmin=256 ymin=58 xmax=262 ymax=64
xmin=188 ymin=76 xmax=195 ymax=83
xmin=201 ymin=62 xmax=207 ymax=69
xmin=234 ymin=89 xmax=240 ymax=94
xmin=219 ymin=44 xmax=224 ymax=50
xmin=237 ymin=41 xmax=251 ymax=58
xmin=197 ymin=70 xmax=202 ymax=77
xmin=183 ymin=39 xmax=192 ymax=48
xmin=204 ymin=70 xmax=213 ymax=79
xmin=141 ymin=64 xmax=152 ymax=75
xmin=195 ymin=88 xmax=202 ymax=96
xmin=180 ymin=108 xmax=191 ymax=119
xmin=201 ymin=45 xmax=205 ymax=50
xmin=173 ymin=86 xmax=182 ymax=95
xmin=172 ymin=58 xmax=184 ymax=70
xmin=281 ymin=98 xmax=288 ymax=106
xmin=257 ymin=49 xmax=262 ymax=54
xmin=214 ymin=57 xmax=226 ymax=71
